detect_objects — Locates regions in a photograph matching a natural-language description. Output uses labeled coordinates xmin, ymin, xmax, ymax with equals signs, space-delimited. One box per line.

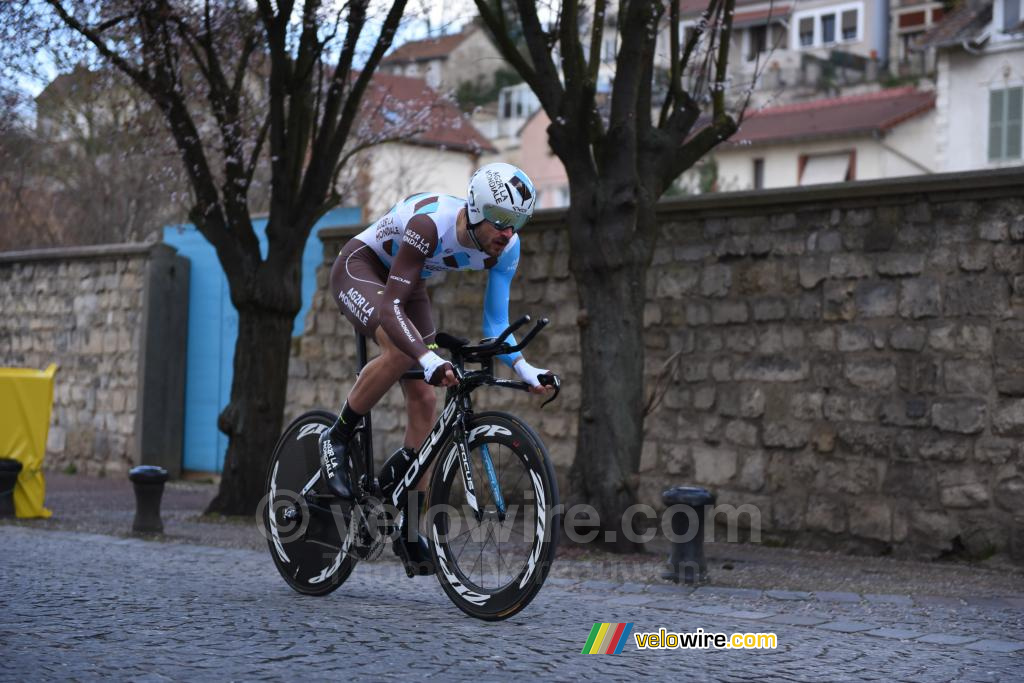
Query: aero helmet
xmin=466 ymin=162 xmax=536 ymax=232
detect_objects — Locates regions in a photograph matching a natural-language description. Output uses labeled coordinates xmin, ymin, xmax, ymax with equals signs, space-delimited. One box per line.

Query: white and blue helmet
xmin=466 ymin=162 xmax=536 ymax=232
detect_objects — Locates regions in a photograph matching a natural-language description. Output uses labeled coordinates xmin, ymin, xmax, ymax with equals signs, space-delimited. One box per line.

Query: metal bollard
xmin=129 ymin=465 xmax=169 ymax=534
xmin=0 ymin=459 xmax=23 ymax=517
xmin=661 ymin=486 xmax=716 ymax=585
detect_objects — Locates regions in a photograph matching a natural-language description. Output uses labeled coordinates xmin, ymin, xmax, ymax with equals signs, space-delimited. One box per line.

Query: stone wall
xmin=287 ymin=168 xmax=1024 ymax=560
xmin=0 ymin=243 xmax=188 ymax=477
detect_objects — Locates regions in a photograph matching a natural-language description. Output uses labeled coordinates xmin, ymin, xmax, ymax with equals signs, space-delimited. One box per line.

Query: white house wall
xmin=714 ymin=124 xmax=933 ymax=190
xmin=363 ymin=143 xmax=476 ymax=219
xmin=937 ymin=48 xmax=1024 ymax=172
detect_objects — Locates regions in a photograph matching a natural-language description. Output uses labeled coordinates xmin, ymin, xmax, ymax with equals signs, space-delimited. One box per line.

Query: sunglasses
xmin=482 ymin=205 xmax=530 ymax=232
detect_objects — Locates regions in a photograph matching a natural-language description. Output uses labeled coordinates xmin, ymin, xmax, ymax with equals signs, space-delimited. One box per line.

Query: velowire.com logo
xmin=581 ymin=622 xmax=634 ymax=655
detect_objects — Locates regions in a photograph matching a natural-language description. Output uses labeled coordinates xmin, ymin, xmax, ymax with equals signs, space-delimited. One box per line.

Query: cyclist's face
xmin=477 ymin=220 xmax=515 ymax=257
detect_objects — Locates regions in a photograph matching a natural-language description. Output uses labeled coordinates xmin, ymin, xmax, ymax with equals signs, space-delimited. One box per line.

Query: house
xmin=344 ymin=73 xmax=497 ymax=220
xmin=471 ymin=82 xmax=541 ymax=154
xmin=916 ymin=0 xmax=1024 ymax=171
xmin=889 ymin=0 xmax=947 ymax=75
xmin=514 ymin=109 xmax=570 ymax=209
xmin=675 ymin=0 xmax=892 ymax=102
xmin=712 ymin=87 xmax=936 ymax=189
xmin=379 ymin=23 xmax=505 ymax=93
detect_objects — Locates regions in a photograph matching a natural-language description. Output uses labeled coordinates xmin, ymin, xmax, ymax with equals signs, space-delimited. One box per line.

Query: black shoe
xmin=394 ymin=532 xmax=435 ymax=576
xmin=318 ymin=428 xmax=352 ymax=500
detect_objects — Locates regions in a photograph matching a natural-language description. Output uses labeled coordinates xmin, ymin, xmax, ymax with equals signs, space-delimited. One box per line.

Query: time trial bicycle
xmin=262 ymin=316 xmax=561 ymax=620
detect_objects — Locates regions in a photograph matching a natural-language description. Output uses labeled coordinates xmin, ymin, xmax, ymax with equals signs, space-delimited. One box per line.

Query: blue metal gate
xmin=163 ymin=208 xmax=360 ymax=473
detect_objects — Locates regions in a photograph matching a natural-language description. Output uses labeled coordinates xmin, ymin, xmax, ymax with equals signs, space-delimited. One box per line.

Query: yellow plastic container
xmin=0 ymin=363 xmax=57 ymax=518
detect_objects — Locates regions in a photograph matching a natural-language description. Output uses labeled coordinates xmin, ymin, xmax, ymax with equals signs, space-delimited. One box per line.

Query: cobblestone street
xmin=2 ymin=525 xmax=1022 ymax=681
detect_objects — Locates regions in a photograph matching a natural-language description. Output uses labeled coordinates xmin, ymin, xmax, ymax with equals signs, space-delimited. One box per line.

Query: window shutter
xmin=842 ymin=9 xmax=858 ymax=39
xmin=1005 ymin=0 xmax=1021 ymax=31
xmin=990 ymin=89 xmax=1005 ymax=160
xmin=1008 ymin=87 xmax=1023 ymax=159
xmin=799 ymin=16 xmax=814 ymax=45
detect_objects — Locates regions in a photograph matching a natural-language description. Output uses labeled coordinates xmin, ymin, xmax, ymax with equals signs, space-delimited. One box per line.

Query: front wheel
xmin=427 ymin=411 xmax=560 ymax=620
xmin=262 ymin=410 xmax=357 ymax=596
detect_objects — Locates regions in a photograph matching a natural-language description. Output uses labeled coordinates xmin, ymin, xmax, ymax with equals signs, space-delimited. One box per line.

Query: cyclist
xmin=319 ymin=162 xmax=556 ymax=570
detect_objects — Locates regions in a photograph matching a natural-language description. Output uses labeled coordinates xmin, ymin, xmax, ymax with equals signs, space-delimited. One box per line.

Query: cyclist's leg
xmin=321 ymin=242 xmax=416 ymax=497
xmin=397 ymin=283 xmax=437 ymax=488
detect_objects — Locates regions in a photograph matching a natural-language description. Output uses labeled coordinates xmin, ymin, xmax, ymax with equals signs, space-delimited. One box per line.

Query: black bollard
xmin=661 ymin=486 xmax=716 ymax=585
xmin=0 ymin=459 xmax=23 ymax=517
xmin=129 ymin=465 xmax=169 ymax=534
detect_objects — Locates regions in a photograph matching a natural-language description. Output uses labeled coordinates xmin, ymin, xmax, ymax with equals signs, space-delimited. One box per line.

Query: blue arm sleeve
xmin=483 ymin=238 xmax=522 ymax=368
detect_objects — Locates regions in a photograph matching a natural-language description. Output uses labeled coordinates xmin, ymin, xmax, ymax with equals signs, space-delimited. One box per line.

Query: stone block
xmin=790 ymin=293 xmax=822 ymax=320
xmin=944 ymin=276 xmax=1010 ymax=317
xmin=790 ymin=392 xmax=824 ymax=420
xmin=692 ymin=444 xmax=737 ymax=485
xmin=993 ymin=245 xmax=1024 ymax=273
xmin=830 ymin=254 xmax=873 ymax=279
xmin=844 ymin=359 xmax=896 ymax=390
xmin=837 ymin=325 xmax=873 ymax=352
xmin=993 ymin=400 xmax=1024 ymax=435
xmin=806 ymin=495 xmax=846 ymax=533
xmin=724 ymin=420 xmax=759 ymax=447
xmin=735 ymin=356 xmax=809 ymax=382
xmin=931 ymin=399 xmax=988 ymax=434
xmin=711 ymin=301 xmax=748 ymax=325
xmin=693 ymin=386 xmax=716 ymax=410
xmin=940 ymin=482 xmax=990 ymax=509
xmin=701 ymin=265 xmax=732 ymax=297
xmin=655 ymin=268 xmax=699 ymax=298
xmin=664 ymin=445 xmax=693 ymax=476
xmin=995 ymin=363 xmax=1024 ymax=396
xmin=848 ymin=498 xmax=892 ymax=542
xmin=739 ymin=385 xmax=766 ymax=418
xmin=855 ymin=281 xmax=899 ymax=318
xmin=876 ymin=253 xmax=925 ymax=277
xmin=736 ymin=451 xmax=767 ymax=491
xmin=799 ymin=256 xmax=829 ymax=289
xmin=994 ymin=475 xmax=1024 ymax=512
xmin=899 ymin=278 xmax=941 ymax=319
xmin=762 ymin=422 xmax=810 ymax=449
xmin=979 ymin=216 xmax=1009 ymax=241
xmin=958 ymin=244 xmax=992 ymax=272
xmin=889 ymin=325 xmax=927 ymax=351
xmin=751 ymin=298 xmax=787 ymax=321
xmin=808 ymin=327 xmax=835 ymax=350
xmin=823 ymin=281 xmax=855 ymax=321
xmin=687 ymin=303 xmax=710 ymax=325
xmin=944 ymin=360 xmax=993 ymax=394
xmin=880 ymin=398 xmax=930 ymax=428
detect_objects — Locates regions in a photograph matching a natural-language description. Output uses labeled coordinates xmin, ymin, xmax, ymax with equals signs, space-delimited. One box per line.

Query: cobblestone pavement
xmin=2 ymin=526 xmax=1022 ymax=681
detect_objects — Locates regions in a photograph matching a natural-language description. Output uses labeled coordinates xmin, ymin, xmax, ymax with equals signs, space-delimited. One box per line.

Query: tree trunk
xmin=567 ymin=200 xmax=651 ymax=553
xmin=206 ymin=304 xmax=295 ymax=516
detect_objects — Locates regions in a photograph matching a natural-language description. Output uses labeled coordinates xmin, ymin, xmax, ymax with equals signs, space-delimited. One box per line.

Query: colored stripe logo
xmin=582 ymin=622 xmax=634 ymax=654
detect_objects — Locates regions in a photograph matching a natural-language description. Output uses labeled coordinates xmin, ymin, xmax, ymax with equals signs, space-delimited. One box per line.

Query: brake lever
xmin=538 ymin=373 xmax=560 ymax=408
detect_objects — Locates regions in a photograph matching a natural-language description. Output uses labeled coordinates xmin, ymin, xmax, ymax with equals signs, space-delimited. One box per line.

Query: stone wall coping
xmin=0 ymin=241 xmax=176 ymax=265
xmin=317 ymin=167 xmax=1024 ymax=241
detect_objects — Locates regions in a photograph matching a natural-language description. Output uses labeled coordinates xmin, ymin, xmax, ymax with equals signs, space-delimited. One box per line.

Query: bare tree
xmin=19 ymin=0 xmax=411 ymax=514
xmin=474 ymin=0 xmax=741 ymax=551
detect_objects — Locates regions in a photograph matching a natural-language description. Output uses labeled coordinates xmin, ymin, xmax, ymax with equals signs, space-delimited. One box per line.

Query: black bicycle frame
xmin=352 ymin=334 xmax=476 ymax=511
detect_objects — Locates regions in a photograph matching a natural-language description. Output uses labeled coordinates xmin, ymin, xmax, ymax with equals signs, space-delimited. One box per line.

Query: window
xmin=799 ymin=17 xmax=814 ymax=46
xmin=799 ymin=152 xmax=854 ymax=185
xmin=821 ymin=14 xmax=836 ymax=44
xmin=842 ymin=10 xmax=858 ymax=40
xmin=747 ymin=25 xmax=767 ymax=61
xmin=989 ymin=86 xmax=1023 ymax=161
xmin=793 ymin=3 xmax=861 ymax=48
xmin=1005 ymin=0 xmax=1022 ymax=32
xmin=753 ymin=158 xmax=765 ymax=189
